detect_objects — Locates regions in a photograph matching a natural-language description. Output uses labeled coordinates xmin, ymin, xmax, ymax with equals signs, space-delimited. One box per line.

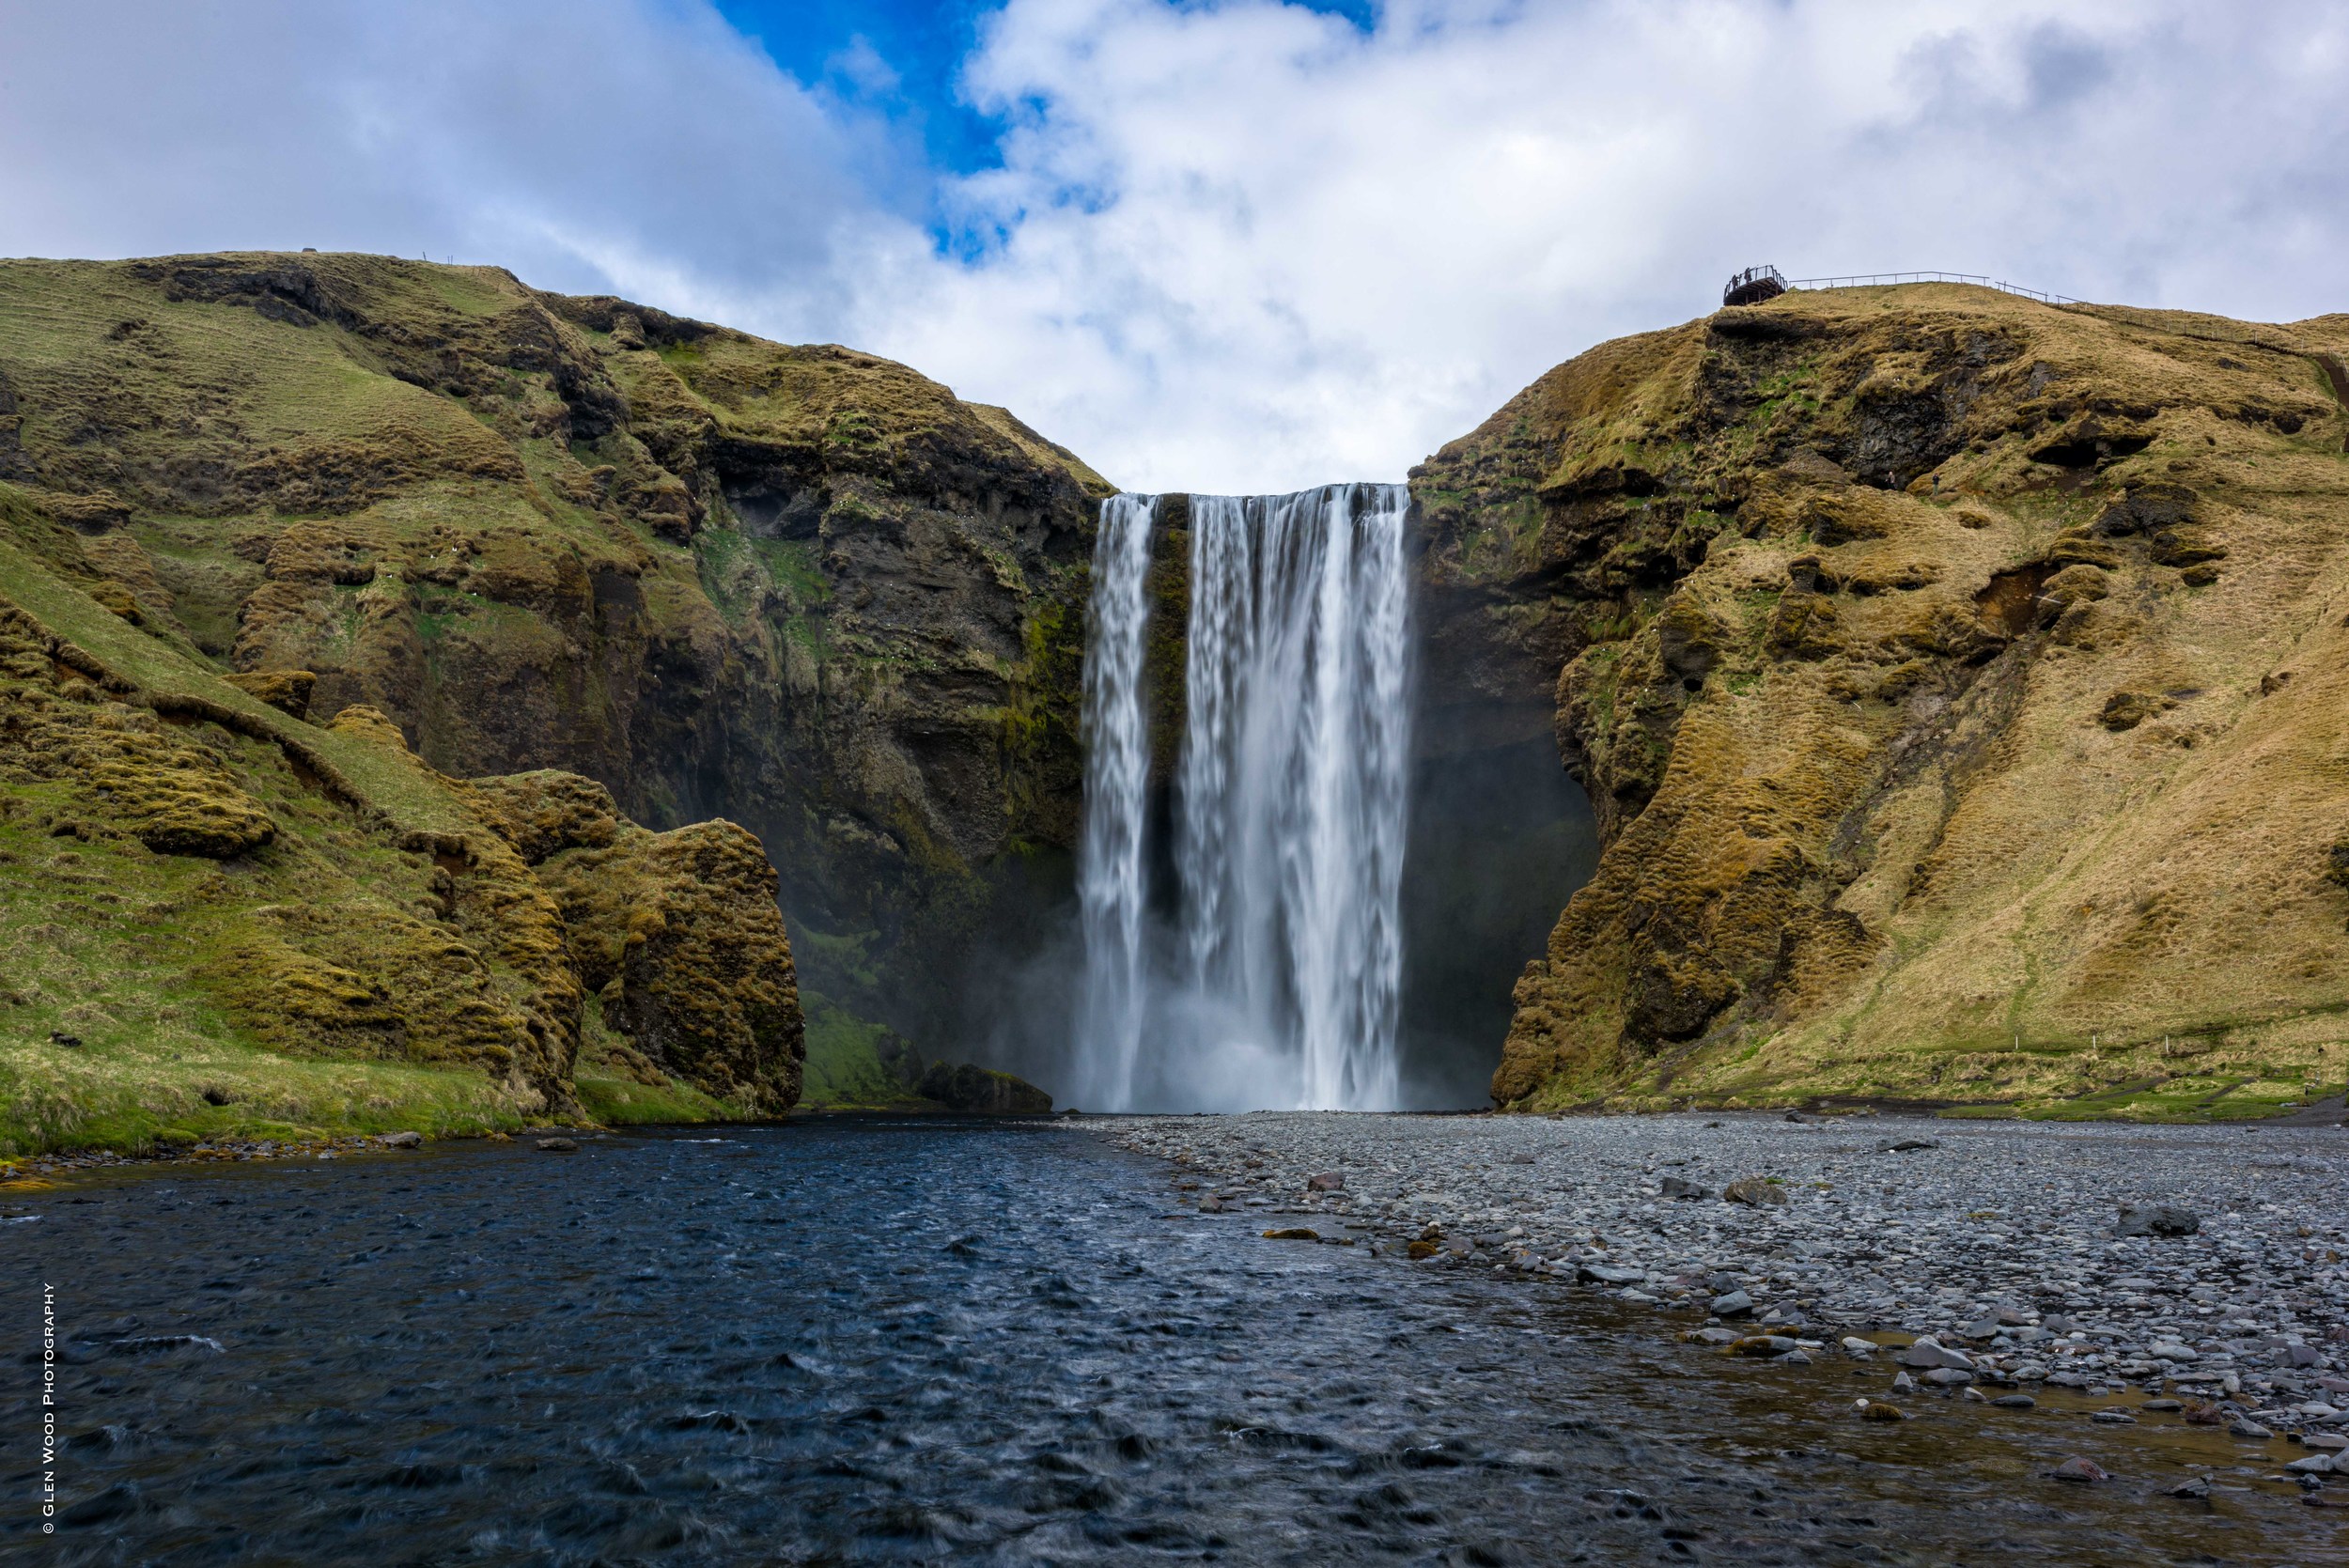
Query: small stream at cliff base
xmin=7 ymin=1124 xmax=2331 ymax=1564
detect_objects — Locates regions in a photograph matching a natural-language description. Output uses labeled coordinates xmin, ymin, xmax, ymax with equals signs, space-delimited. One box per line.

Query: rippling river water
xmin=6 ymin=1122 xmax=2328 ymax=1564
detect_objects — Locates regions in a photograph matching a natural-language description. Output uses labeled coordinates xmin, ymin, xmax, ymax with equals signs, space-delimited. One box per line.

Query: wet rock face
xmin=1413 ymin=287 xmax=2349 ymax=1110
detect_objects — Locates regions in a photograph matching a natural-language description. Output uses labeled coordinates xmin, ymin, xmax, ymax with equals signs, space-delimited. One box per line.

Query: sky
xmin=1 ymin=1 xmax=2344 ymax=492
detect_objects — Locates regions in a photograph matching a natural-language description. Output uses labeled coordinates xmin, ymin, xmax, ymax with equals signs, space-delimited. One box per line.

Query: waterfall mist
xmin=1075 ymin=484 xmax=1412 ymax=1112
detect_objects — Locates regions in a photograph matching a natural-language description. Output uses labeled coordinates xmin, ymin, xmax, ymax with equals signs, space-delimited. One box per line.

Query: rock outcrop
xmin=1417 ymin=285 xmax=2349 ymax=1113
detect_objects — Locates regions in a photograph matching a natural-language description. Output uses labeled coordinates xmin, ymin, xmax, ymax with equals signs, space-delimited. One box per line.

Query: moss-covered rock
xmin=1416 ymin=284 xmax=2349 ymax=1114
xmin=535 ymin=817 xmax=803 ymax=1114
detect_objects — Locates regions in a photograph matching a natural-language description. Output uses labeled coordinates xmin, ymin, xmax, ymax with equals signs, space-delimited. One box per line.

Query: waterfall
xmin=1076 ymin=483 xmax=1411 ymax=1111
xmin=1074 ymin=492 xmax=1156 ymax=1114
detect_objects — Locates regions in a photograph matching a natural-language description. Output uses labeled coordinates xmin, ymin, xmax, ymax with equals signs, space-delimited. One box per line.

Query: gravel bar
xmin=1081 ymin=1110 xmax=2349 ymax=1461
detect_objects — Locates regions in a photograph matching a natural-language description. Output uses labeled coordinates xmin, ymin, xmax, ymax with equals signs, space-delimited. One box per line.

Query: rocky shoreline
xmin=1081 ymin=1110 xmax=2349 ymax=1494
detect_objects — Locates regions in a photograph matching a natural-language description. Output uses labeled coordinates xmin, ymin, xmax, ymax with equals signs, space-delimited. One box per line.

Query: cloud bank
xmin=4 ymin=0 xmax=2345 ymax=490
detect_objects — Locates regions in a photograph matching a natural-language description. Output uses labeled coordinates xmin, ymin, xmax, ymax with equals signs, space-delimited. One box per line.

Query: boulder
xmin=1722 ymin=1177 xmax=1789 ymax=1207
xmin=2116 ymin=1203 xmax=2201 ymax=1237
xmin=915 ymin=1061 xmax=1053 ymax=1115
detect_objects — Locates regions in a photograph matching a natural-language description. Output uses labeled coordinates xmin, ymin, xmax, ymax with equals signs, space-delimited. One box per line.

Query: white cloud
xmin=863 ymin=0 xmax=2349 ymax=490
xmin=0 ymin=0 xmax=910 ymax=339
xmin=2 ymin=1 xmax=2344 ymax=492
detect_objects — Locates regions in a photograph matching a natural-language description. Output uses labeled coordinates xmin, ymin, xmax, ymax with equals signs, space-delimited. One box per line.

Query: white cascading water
xmin=1076 ymin=483 xmax=1411 ymax=1111
xmin=1073 ymin=492 xmax=1156 ymax=1113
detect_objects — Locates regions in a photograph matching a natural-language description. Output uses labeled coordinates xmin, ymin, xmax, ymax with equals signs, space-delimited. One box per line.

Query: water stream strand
xmin=1075 ymin=492 xmax=1155 ymax=1112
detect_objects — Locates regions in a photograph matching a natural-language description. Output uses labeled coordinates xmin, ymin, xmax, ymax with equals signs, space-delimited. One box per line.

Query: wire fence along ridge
xmin=1788 ymin=271 xmax=2081 ymax=305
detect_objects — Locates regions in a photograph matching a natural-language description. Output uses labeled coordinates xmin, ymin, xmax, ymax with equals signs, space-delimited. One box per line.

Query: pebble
xmin=535 ymin=1138 xmax=579 ymax=1153
xmin=2051 ymin=1456 xmax=2110 ymax=1483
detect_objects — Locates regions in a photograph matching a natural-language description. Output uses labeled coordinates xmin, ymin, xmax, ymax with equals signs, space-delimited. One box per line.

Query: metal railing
xmin=1725 ymin=263 xmax=1787 ymax=297
xmin=1789 ymin=271 xmax=2081 ymax=305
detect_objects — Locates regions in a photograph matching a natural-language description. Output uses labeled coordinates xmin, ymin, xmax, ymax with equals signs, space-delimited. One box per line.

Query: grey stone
xmin=1711 ymin=1289 xmax=1755 ymax=1317
xmin=1723 ymin=1177 xmax=1789 ymax=1207
xmin=380 ymin=1131 xmax=423 ymax=1149
xmin=2115 ymin=1203 xmax=2200 ymax=1237
xmin=1898 ymin=1337 xmax=1975 ymax=1371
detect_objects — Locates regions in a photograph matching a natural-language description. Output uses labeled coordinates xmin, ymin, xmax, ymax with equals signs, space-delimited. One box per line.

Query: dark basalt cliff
xmin=0 ymin=253 xmax=1108 ymax=1135
xmin=1415 ymin=286 xmax=2349 ymax=1117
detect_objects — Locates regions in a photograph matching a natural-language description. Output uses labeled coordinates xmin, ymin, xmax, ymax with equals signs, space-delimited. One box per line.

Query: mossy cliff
xmin=0 ymin=486 xmax=801 ymax=1154
xmin=1416 ymin=285 xmax=2349 ymax=1116
xmin=0 ymin=252 xmax=1111 ymax=1082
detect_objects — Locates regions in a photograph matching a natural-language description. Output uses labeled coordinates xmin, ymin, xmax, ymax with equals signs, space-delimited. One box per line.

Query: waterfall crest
xmin=1076 ymin=483 xmax=1411 ymax=1111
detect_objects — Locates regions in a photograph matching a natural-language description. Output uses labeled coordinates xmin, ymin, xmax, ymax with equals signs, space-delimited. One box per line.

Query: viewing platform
xmin=1724 ymin=265 xmax=2080 ymax=308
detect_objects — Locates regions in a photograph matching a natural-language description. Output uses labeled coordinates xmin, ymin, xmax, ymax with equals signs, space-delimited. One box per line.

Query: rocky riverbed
xmin=1082 ymin=1110 xmax=2349 ymax=1491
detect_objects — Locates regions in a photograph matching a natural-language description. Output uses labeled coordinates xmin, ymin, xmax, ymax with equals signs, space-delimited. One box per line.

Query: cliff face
xmin=1416 ymin=286 xmax=2349 ymax=1117
xmin=0 ymin=253 xmax=1111 ymax=1061
xmin=0 ymin=490 xmax=801 ymax=1153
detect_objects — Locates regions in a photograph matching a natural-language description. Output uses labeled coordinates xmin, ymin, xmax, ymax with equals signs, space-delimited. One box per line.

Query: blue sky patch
xmin=715 ymin=0 xmax=1377 ymax=174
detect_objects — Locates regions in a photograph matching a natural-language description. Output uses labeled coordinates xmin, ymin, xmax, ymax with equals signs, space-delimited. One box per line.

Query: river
xmin=7 ymin=1121 xmax=2328 ymax=1563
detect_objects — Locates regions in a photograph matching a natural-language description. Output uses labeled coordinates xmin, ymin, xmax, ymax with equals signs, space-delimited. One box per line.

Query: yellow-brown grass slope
xmin=1414 ymin=285 xmax=2349 ymax=1116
